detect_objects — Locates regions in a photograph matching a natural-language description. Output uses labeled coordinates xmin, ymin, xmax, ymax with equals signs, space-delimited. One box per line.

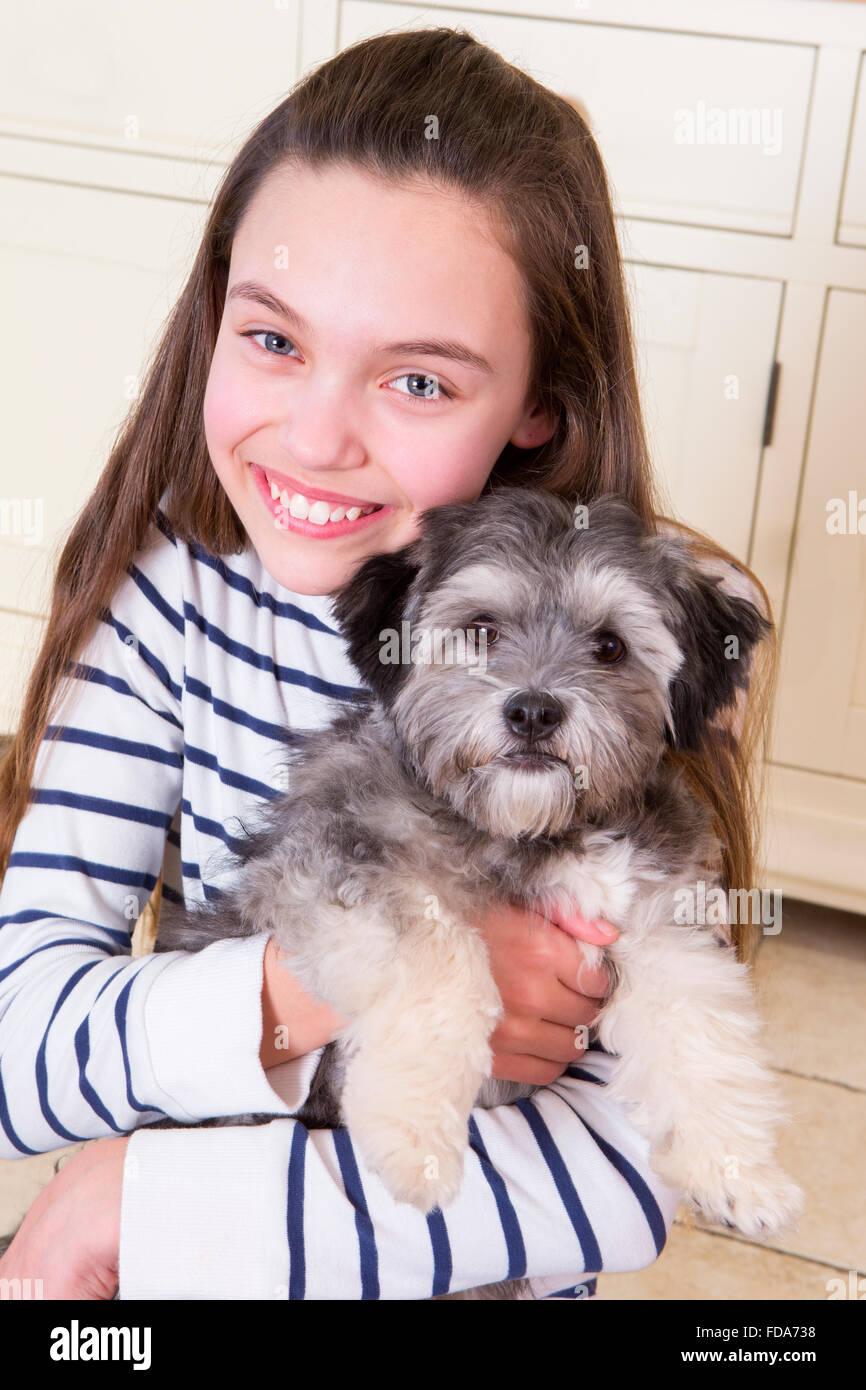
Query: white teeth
xmin=264 ymin=472 xmax=379 ymax=524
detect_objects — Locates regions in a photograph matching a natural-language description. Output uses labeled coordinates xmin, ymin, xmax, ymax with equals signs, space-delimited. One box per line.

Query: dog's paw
xmin=655 ymin=1149 xmax=804 ymax=1238
xmin=695 ymin=1168 xmax=804 ymax=1240
xmin=377 ymin=1133 xmax=466 ymax=1213
xmin=342 ymin=1091 xmax=467 ymax=1212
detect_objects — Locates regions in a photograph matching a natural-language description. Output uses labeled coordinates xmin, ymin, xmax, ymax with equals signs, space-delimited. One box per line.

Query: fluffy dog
xmin=152 ymin=488 xmax=803 ymax=1295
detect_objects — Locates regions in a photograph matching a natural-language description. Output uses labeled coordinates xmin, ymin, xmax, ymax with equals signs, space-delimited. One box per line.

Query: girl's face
xmin=203 ymin=161 xmax=557 ymax=596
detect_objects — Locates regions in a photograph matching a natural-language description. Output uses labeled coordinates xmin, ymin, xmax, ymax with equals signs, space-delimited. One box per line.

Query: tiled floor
xmin=1 ymin=897 xmax=864 ymax=1299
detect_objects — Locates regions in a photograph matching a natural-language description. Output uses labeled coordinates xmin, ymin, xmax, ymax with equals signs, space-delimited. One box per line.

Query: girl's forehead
xmin=233 ymin=162 xmax=517 ymax=293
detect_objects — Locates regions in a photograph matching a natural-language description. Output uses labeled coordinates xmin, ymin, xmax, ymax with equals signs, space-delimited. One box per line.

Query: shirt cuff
xmin=140 ymin=934 xmax=320 ymax=1120
xmin=119 ymin=1122 xmax=290 ymax=1299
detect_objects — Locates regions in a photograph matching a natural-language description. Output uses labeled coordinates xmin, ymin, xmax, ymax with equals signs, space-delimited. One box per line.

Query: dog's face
xmin=332 ymin=489 xmax=770 ymax=839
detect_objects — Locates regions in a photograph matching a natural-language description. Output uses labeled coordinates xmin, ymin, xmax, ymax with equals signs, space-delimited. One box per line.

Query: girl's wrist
xmin=260 ymin=936 xmax=346 ymax=1067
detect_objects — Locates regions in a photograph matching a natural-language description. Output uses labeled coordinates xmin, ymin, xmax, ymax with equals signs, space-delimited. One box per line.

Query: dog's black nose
xmin=503 ymin=690 xmax=564 ymax=742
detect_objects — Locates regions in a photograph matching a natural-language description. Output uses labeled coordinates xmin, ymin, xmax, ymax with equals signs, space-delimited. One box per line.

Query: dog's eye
xmin=467 ymin=616 xmax=499 ymax=645
xmin=592 ymin=630 xmax=626 ymax=664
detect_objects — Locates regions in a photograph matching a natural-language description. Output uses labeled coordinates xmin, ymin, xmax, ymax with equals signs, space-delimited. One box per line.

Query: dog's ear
xmin=331 ymin=542 xmax=422 ymax=702
xmin=666 ymin=571 xmax=772 ymax=753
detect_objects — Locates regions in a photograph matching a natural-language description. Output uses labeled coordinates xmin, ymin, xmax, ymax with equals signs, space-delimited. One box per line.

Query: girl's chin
xmin=252 ymin=528 xmax=365 ymax=596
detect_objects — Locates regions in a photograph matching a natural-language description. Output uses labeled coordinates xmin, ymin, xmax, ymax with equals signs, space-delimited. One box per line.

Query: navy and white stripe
xmin=0 ymin=497 xmax=680 ymax=1298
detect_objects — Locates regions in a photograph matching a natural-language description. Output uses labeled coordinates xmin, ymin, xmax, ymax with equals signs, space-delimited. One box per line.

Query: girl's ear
xmin=666 ymin=572 xmax=772 ymax=753
xmin=331 ymin=543 xmax=422 ymax=702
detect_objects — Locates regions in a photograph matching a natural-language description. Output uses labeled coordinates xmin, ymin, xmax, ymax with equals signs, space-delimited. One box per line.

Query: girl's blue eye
xmin=390 ymin=372 xmax=453 ymax=403
xmin=241 ymin=331 xmax=453 ymax=402
xmin=243 ymin=330 xmax=298 ymax=357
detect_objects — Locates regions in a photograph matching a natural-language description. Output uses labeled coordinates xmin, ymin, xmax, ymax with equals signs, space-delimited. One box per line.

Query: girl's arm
xmin=0 ymin=520 xmax=319 ymax=1158
xmin=117 ymin=1048 xmax=680 ymax=1299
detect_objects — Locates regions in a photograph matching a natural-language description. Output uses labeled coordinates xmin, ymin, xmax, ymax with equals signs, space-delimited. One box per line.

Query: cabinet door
xmin=625 ymin=263 xmax=782 ymax=561
xmin=0 ymin=176 xmax=207 ymax=622
xmin=0 ymin=176 xmax=206 ymax=732
xmin=772 ymin=290 xmax=866 ymax=780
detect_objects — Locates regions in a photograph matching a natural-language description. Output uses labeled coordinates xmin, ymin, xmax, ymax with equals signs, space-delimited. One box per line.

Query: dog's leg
xmin=595 ymin=924 xmax=804 ymax=1238
xmin=337 ymin=891 xmax=503 ymax=1213
xmin=246 ymin=856 xmax=504 ymax=1212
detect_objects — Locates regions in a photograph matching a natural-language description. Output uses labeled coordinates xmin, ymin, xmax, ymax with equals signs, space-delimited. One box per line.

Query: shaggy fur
xmin=141 ymin=491 xmax=806 ymax=1296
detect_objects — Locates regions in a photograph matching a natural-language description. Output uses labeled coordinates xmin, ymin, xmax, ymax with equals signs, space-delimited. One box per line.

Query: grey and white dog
xmin=151 ymin=487 xmax=802 ymax=1294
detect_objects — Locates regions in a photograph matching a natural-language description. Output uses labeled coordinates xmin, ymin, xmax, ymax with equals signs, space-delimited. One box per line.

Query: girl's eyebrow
xmin=226 ymin=278 xmax=495 ymax=375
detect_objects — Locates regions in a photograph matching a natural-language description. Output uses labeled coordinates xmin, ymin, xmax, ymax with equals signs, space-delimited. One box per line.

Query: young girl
xmin=0 ymin=27 xmax=773 ymax=1300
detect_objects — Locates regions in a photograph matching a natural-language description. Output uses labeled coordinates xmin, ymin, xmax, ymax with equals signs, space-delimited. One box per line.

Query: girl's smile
xmin=248 ymin=460 xmax=392 ymax=539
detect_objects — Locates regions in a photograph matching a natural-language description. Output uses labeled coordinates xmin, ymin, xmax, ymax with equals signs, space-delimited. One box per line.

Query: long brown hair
xmin=0 ymin=27 xmax=774 ymax=962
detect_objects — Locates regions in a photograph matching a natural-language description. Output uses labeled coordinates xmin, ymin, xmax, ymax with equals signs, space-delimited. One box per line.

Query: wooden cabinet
xmin=0 ymin=177 xmax=208 ymax=730
xmin=773 ymin=289 xmax=866 ymax=783
xmin=625 ymin=263 xmax=782 ymax=561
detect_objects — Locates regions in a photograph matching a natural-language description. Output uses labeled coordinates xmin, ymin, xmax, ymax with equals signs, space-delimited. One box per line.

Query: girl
xmin=0 ymin=27 xmax=773 ymax=1300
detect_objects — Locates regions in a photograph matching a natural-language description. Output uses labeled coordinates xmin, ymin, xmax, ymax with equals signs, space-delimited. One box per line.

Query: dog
xmin=151 ymin=489 xmax=803 ymax=1295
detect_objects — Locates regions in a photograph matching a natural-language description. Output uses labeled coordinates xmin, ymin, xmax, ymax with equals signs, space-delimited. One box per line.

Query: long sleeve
xmin=0 ymin=521 xmax=318 ymax=1157
xmin=118 ymin=1045 xmax=681 ymax=1299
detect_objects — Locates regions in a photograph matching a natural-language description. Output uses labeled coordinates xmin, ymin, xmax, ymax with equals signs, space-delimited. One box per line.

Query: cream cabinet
xmin=773 ymin=290 xmax=866 ymax=783
xmin=1 ymin=0 xmax=865 ymax=910
xmin=625 ymin=263 xmax=782 ymax=562
xmin=0 ymin=176 xmax=209 ymax=729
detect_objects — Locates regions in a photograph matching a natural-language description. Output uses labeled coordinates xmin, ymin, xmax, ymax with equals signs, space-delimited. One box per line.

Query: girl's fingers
xmin=494 ymin=1016 xmax=593 ymax=1065
xmin=546 ymin=921 xmax=616 ymax=998
xmin=493 ymin=976 xmax=604 ymax=1042
xmin=538 ymin=902 xmax=619 ymax=945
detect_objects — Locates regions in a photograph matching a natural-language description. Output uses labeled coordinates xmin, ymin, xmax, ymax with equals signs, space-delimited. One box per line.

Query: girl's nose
xmin=273 ymin=387 xmax=367 ymax=475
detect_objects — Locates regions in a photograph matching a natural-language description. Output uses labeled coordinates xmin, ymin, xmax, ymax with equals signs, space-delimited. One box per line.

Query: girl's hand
xmin=0 ymin=1135 xmax=129 ymax=1299
xmin=475 ymin=901 xmax=619 ymax=1085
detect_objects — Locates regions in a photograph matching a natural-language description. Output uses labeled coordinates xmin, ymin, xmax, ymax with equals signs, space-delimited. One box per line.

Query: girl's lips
xmin=249 ymin=462 xmax=392 ymax=538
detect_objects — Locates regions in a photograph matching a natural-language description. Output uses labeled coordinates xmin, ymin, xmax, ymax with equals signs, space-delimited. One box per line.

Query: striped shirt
xmin=0 ymin=498 xmax=681 ymax=1299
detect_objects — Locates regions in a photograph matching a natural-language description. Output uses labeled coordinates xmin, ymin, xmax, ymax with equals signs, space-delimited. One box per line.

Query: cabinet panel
xmin=0 ymin=176 xmax=206 ymax=617
xmin=839 ymin=53 xmax=866 ymax=247
xmin=626 ymin=263 xmax=782 ymax=560
xmin=772 ymin=290 xmax=866 ymax=780
xmin=341 ymin=1 xmax=813 ymax=234
xmin=0 ymin=0 xmax=301 ymax=158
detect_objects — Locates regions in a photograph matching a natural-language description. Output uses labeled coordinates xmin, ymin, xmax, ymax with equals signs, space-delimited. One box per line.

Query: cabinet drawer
xmin=839 ymin=54 xmax=866 ymax=247
xmin=341 ymin=1 xmax=814 ymax=235
xmin=0 ymin=0 xmax=301 ymax=158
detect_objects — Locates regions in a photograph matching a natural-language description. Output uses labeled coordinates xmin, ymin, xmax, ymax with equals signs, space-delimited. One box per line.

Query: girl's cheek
xmin=393 ymin=441 xmax=495 ymax=512
xmin=203 ymin=356 xmax=256 ymax=458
